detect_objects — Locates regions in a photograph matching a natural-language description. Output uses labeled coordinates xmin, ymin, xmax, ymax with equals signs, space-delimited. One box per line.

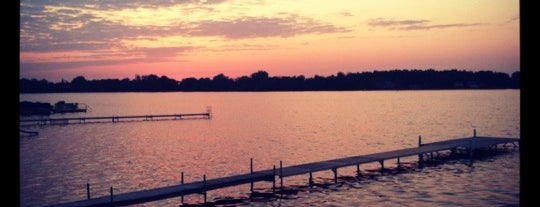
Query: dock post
xmin=468 ymin=140 xmax=474 ymax=166
xmin=309 ymin=172 xmax=313 ymax=187
xmin=379 ymin=160 xmax=384 ymax=174
xmin=272 ymin=165 xmax=276 ymax=194
xmin=418 ymin=136 xmax=423 ymax=166
xmin=110 ymin=186 xmax=113 ymax=203
xmin=279 ymin=161 xmax=283 ymax=192
xmin=332 ymin=168 xmax=337 ymax=183
xmin=397 ymin=157 xmax=401 ymax=169
xmin=181 ymin=172 xmax=184 ymax=204
xmin=86 ymin=183 xmax=90 ymax=199
xmin=250 ymin=158 xmax=254 ymax=193
xmin=474 ymin=129 xmax=476 ymax=138
xmin=356 ymin=164 xmax=361 ymax=177
xmin=203 ymin=174 xmax=207 ymax=205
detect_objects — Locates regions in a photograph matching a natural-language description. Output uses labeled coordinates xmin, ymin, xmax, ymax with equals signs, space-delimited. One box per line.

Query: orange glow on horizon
xmin=20 ymin=0 xmax=519 ymax=82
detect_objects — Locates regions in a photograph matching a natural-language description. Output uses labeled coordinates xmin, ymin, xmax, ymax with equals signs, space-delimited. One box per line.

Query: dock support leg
xmin=397 ymin=157 xmax=401 ymax=169
xmin=379 ymin=160 xmax=384 ymax=175
xmin=203 ymin=175 xmax=207 ymax=205
xmin=250 ymin=158 xmax=254 ymax=193
xmin=356 ymin=164 xmax=361 ymax=177
xmin=418 ymin=136 xmax=423 ymax=166
xmin=110 ymin=186 xmax=113 ymax=203
xmin=309 ymin=172 xmax=313 ymax=187
xmin=468 ymin=140 xmax=474 ymax=166
xmin=332 ymin=168 xmax=337 ymax=183
xmin=86 ymin=183 xmax=90 ymax=199
xmin=272 ymin=165 xmax=276 ymax=194
xmin=280 ymin=161 xmax=283 ymax=193
xmin=181 ymin=172 xmax=184 ymax=204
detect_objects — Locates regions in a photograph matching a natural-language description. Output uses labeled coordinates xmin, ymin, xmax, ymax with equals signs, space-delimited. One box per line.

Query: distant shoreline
xmin=19 ymin=88 xmax=520 ymax=94
xmin=20 ymin=69 xmax=520 ymax=93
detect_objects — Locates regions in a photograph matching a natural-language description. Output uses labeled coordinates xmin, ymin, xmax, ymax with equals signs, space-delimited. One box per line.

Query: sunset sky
xmin=20 ymin=0 xmax=519 ymax=82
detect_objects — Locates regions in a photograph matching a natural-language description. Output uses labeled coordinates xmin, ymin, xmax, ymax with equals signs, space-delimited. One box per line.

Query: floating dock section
xmin=47 ymin=132 xmax=519 ymax=207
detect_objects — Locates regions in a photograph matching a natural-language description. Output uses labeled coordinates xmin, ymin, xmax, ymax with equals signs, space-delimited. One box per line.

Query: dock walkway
xmin=47 ymin=134 xmax=519 ymax=207
xmin=19 ymin=112 xmax=211 ymax=126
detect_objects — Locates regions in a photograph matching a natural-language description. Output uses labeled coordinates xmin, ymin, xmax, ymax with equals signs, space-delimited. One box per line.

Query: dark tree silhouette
xmin=19 ymin=69 xmax=520 ymax=93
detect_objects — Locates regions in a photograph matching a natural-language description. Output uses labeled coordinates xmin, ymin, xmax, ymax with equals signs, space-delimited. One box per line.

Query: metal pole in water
xmin=181 ymin=172 xmax=184 ymax=204
xmin=280 ymin=161 xmax=283 ymax=193
xmin=418 ymin=136 xmax=423 ymax=165
xmin=379 ymin=160 xmax=384 ymax=175
xmin=272 ymin=165 xmax=276 ymax=194
xmin=86 ymin=183 xmax=90 ymax=200
xmin=309 ymin=172 xmax=313 ymax=187
xmin=203 ymin=174 xmax=207 ymax=205
xmin=469 ymin=139 xmax=474 ymax=166
xmin=474 ymin=129 xmax=477 ymax=138
xmin=110 ymin=186 xmax=113 ymax=203
xmin=356 ymin=164 xmax=361 ymax=177
xmin=250 ymin=158 xmax=254 ymax=193
xmin=332 ymin=168 xmax=337 ymax=183
xmin=397 ymin=157 xmax=401 ymax=169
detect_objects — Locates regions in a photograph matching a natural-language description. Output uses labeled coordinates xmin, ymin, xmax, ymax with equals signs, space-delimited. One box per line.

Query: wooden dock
xmin=19 ymin=112 xmax=211 ymax=126
xmin=46 ymin=133 xmax=519 ymax=207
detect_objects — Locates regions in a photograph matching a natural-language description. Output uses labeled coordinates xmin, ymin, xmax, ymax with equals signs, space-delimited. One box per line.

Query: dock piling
xmin=250 ymin=158 xmax=254 ymax=192
xmin=181 ymin=172 xmax=184 ymax=203
xmin=272 ymin=165 xmax=276 ymax=194
xmin=468 ymin=140 xmax=474 ymax=166
xmin=356 ymin=164 xmax=361 ymax=177
xmin=379 ymin=160 xmax=384 ymax=174
xmin=86 ymin=183 xmax=90 ymax=200
xmin=110 ymin=186 xmax=113 ymax=203
xmin=309 ymin=172 xmax=313 ymax=187
xmin=331 ymin=168 xmax=337 ymax=183
xmin=418 ymin=136 xmax=423 ymax=166
xmin=203 ymin=175 xmax=207 ymax=204
xmin=474 ymin=129 xmax=477 ymax=138
xmin=280 ymin=161 xmax=283 ymax=193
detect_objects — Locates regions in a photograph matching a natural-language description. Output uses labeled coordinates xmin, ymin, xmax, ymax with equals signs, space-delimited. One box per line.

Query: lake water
xmin=19 ymin=90 xmax=520 ymax=206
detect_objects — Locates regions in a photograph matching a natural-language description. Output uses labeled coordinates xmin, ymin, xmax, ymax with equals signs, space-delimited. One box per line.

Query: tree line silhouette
xmin=19 ymin=69 xmax=520 ymax=93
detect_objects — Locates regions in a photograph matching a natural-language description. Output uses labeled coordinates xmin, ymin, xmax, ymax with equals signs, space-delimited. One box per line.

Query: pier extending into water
xmin=47 ymin=131 xmax=519 ymax=207
xmin=19 ymin=112 xmax=211 ymax=126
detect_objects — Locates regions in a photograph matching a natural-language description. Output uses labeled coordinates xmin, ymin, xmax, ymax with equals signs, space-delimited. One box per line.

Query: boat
xmin=19 ymin=101 xmax=53 ymax=115
xmin=52 ymin=101 xmax=87 ymax=113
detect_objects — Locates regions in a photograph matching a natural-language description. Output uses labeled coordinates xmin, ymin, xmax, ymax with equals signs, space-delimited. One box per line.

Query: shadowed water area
xmin=19 ymin=90 xmax=519 ymax=206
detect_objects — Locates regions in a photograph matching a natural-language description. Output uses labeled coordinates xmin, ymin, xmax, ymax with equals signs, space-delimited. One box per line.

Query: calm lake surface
xmin=19 ymin=90 xmax=520 ymax=206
